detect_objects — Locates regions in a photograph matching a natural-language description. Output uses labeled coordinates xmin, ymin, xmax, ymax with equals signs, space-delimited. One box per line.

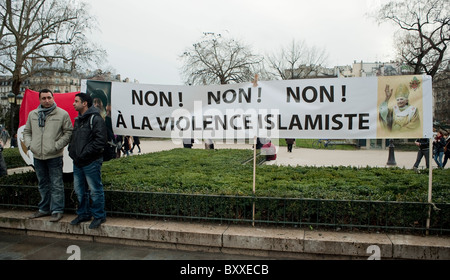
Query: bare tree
xmin=376 ymin=0 xmax=449 ymax=77
xmin=0 ymin=0 xmax=106 ymax=95
xmin=266 ymin=39 xmax=328 ymax=80
xmin=180 ymin=33 xmax=263 ymax=85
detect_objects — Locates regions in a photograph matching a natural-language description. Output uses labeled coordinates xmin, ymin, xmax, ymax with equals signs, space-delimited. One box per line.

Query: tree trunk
xmin=12 ymin=77 xmax=22 ymax=96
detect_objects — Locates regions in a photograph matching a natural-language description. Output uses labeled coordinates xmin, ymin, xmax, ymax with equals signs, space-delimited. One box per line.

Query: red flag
xmin=19 ymin=89 xmax=79 ymax=127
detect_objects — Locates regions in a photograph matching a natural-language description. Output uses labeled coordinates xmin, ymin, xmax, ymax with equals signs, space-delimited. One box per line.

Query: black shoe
xmin=70 ymin=216 xmax=92 ymax=225
xmin=28 ymin=211 xmax=50 ymax=219
xmin=89 ymin=218 xmax=106 ymax=229
xmin=49 ymin=213 xmax=63 ymax=222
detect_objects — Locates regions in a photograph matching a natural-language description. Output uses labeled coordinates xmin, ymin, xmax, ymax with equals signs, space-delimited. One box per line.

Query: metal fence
xmin=1 ymin=185 xmax=448 ymax=235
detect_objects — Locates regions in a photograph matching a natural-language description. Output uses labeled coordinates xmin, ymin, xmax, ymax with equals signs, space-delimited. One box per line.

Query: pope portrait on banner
xmin=377 ymin=76 xmax=423 ymax=138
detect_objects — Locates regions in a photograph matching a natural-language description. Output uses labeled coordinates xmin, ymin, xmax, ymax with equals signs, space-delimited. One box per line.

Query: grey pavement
xmin=0 ymin=230 xmax=266 ymax=260
xmin=1 ymin=139 xmax=449 ymax=262
xmin=1 ymin=208 xmax=449 ymax=261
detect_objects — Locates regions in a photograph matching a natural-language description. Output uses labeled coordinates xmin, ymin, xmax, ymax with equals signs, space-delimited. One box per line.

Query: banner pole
xmin=426 ymin=138 xmax=433 ymax=235
xmin=252 ymin=74 xmax=258 ymax=227
xmin=252 ymin=136 xmax=256 ymax=227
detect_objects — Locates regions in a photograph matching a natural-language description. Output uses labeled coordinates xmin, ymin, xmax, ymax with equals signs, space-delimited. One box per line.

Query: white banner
xmin=82 ymin=75 xmax=433 ymax=140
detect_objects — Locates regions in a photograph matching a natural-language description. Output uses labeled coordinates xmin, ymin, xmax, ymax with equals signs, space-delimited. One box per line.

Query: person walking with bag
xmin=433 ymin=131 xmax=446 ymax=168
xmin=68 ymin=93 xmax=107 ymax=229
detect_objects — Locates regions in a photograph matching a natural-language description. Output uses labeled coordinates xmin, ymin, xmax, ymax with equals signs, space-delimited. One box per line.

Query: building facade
xmin=27 ymin=60 xmax=81 ymax=93
xmin=432 ymin=67 xmax=450 ymax=127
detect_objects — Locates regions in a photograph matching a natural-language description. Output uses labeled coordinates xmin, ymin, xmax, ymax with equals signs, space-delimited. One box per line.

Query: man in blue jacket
xmin=68 ymin=93 xmax=107 ymax=229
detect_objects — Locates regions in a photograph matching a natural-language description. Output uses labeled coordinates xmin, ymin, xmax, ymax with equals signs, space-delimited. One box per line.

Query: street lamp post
xmin=0 ymin=96 xmax=8 ymax=131
xmin=7 ymin=92 xmax=23 ymax=136
xmin=386 ymin=139 xmax=397 ymax=166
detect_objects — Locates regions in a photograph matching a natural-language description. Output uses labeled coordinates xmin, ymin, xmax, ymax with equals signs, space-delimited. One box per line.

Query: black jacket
xmin=434 ymin=136 xmax=446 ymax=153
xmin=416 ymin=138 xmax=429 ymax=150
xmin=69 ymin=106 xmax=107 ymax=167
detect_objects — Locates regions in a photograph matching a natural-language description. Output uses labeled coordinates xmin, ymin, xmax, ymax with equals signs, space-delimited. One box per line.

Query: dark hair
xmin=76 ymin=92 xmax=93 ymax=107
xmin=39 ymin=89 xmax=53 ymax=97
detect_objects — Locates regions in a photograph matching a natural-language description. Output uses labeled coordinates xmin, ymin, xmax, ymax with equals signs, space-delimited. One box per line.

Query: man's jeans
xmin=34 ymin=156 xmax=64 ymax=214
xmin=434 ymin=152 xmax=444 ymax=168
xmin=73 ymin=158 xmax=106 ymax=219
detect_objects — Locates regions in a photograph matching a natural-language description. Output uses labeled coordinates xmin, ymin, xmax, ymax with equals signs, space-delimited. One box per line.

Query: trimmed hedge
xmin=2 ymin=148 xmax=27 ymax=169
xmin=1 ymin=148 xmax=449 ymax=203
xmin=101 ymin=148 xmax=449 ymax=203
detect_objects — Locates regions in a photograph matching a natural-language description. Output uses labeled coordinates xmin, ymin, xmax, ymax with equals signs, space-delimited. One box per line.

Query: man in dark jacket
xmin=68 ymin=93 xmax=107 ymax=229
xmin=413 ymin=138 xmax=430 ymax=172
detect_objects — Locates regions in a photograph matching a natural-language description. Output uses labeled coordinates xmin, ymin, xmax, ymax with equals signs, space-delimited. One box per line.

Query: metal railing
xmin=0 ymin=185 xmax=448 ymax=235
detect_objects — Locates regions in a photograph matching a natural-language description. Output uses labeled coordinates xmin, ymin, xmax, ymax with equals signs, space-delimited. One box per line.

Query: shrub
xmin=2 ymin=148 xmax=27 ymax=169
xmin=1 ymin=148 xmax=449 ymax=203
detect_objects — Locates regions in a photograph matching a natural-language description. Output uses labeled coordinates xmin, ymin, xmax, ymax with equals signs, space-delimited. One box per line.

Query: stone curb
xmin=1 ymin=209 xmax=449 ymax=260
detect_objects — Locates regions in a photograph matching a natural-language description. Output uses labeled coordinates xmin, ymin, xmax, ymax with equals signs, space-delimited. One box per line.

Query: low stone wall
xmin=1 ymin=209 xmax=449 ymax=260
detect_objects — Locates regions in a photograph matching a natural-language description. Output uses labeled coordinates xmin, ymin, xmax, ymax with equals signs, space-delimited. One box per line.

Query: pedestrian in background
xmin=116 ymin=135 xmax=123 ymax=158
xmin=122 ymin=135 xmax=131 ymax=156
xmin=413 ymin=138 xmax=430 ymax=173
xmin=0 ymin=139 xmax=7 ymax=177
xmin=23 ymin=89 xmax=73 ymax=222
xmin=10 ymin=133 xmax=17 ymax=148
xmin=433 ymin=130 xmax=446 ymax=168
xmin=262 ymin=139 xmax=277 ymax=161
xmin=443 ymin=131 xmax=450 ymax=168
xmin=96 ymin=103 xmax=116 ymax=161
xmin=285 ymin=138 xmax=295 ymax=153
xmin=69 ymin=93 xmax=107 ymax=229
xmin=0 ymin=126 xmax=9 ymax=146
xmin=130 ymin=136 xmax=141 ymax=154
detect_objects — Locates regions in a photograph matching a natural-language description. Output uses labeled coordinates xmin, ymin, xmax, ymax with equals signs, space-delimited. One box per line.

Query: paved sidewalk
xmin=129 ymin=139 xmax=435 ymax=169
xmin=0 ymin=227 xmax=264 ymax=260
xmin=1 ymin=209 xmax=449 ymax=260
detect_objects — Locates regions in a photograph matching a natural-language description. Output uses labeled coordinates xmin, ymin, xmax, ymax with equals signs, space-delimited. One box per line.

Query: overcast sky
xmin=87 ymin=0 xmax=397 ymax=85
